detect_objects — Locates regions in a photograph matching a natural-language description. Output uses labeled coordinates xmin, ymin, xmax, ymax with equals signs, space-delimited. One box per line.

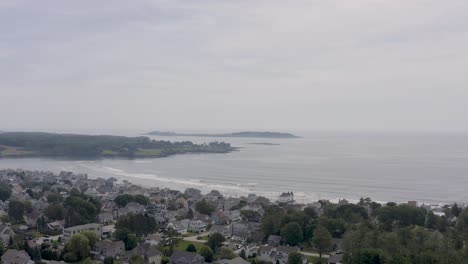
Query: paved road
xmin=299 ymin=251 xmax=330 ymax=258
xmin=183 ymin=232 xmax=210 ymax=243
xmin=34 ymin=235 xmax=61 ymax=244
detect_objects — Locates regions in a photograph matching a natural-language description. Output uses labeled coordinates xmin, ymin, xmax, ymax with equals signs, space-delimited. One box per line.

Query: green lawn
xmin=175 ymin=240 xmax=206 ymax=252
xmin=135 ymin=148 xmax=163 ymax=156
xmin=307 ymin=256 xmax=328 ymax=263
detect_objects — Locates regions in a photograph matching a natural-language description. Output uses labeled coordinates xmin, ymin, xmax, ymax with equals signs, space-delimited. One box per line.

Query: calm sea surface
xmin=1 ymin=132 xmax=467 ymax=204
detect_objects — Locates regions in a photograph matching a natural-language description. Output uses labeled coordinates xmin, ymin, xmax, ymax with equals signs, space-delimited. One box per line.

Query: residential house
xmin=211 ymin=210 xmax=228 ymax=225
xmin=275 ymin=246 xmax=299 ymax=264
xmin=205 ymin=190 xmax=223 ymax=202
xmin=98 ymin=213 xmax=114 ymax=224
xmin=210 ymin=225 xmax=232 ymax=238
xmin=224 ymin=210 xmax=242 ymax=222
xmin=24 ymin=212 xmax=44 ymax=228
xmin=257 ymin=245 xmax=275 ymax=263
xmin=216 ymin=257 xmax=250 ymax=264
xmin=267 ymin=235 xmax=282 ymax=247
xmin=278 ymin=192 xmax=294 ymax=204
xmin=63 ymin=223 xmax=103 ymax=241
xmin=145 ymin=233 xmax=162 ymax=246
xmin=235 ymin=244 xmax=259 ymax=258
xmin=184 ymin=188 xmax=202 ymax=200
xmin=257 ymin=246 xmax=299 ymax=264
xmin=117 ymin=202 xmax=145 ymax=217
xmin=240 ymin=205 xmax=265 ymax=217
xmin=167 ymin=221 xmax=188 ymax=234
xmin=328 ymin=253 xmax=343 ymax=264
xmin=188 ymin=220 xmax=207 ymax=233
xmin=84 ymin=188 xmax=98 ymax=197
xmin=46 ymin=221 xmax=64 ymax=232
xmin=91 ymin=240 xmax=125 ymax=260
xmin=0 ymin=224 xmax=15 ymax=245
xmin=101 ymin=201 xmax=117 ymax=213
xmin=169 ymin=251 xmax=205 ymax=264
xmin=337 ymin=199 xmax=349 ymax=206
xmin=1 ymin=249 xmax=34 ymax=264
xmin=127 ymin=244 xmax=162 ymax=264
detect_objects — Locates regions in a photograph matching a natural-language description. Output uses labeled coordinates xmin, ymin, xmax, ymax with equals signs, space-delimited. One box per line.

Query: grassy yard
xmin=0 ymin=145 xmax=33 ymax=156
xmin=307 ymin=256 xmax=328 ymax=263
xmin=175 ymin=240 xmax=206 ymax=252
xmin=198 ymin=235 xmax=209 ymax=240
xmin=135 ymin=148 xmax=163 ymax=156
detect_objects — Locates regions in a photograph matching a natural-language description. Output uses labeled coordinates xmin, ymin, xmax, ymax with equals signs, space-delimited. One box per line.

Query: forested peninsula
xmin=0 ymin=132 xmax=233 ymax=159
xmin=146 ymin=131 xmax=300 ymax=138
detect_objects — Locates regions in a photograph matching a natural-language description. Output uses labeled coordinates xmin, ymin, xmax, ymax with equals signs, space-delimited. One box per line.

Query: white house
xmin=278 ymin=192 xmax=294 ymax=204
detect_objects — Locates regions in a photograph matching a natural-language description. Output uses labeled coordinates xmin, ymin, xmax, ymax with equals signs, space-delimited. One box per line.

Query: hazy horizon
xmin=2 ymin=1 xmax=468 ymax=133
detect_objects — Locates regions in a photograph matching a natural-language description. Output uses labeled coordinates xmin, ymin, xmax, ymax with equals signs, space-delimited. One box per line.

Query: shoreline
xmin=0 ymin=167 xmax=459 ymax=207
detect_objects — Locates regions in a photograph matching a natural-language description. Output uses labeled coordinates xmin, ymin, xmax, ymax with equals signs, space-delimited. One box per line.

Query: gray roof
xmin=216 ymin=257 xmax=250 ymax=264
xmin=268 ymin=235 xmax=282 ymax=242
xmin=328 ymin=253 xmax=343 ymax=264
xmin=276 ymin=246 xmax=298 ymax=254
xmin=64 ymin=223 xmax=102 ymax=232
xmin=1 ymin=249 xmax=34 ymax=264
xmin=170 ymin=251 xmax=204 ymax=264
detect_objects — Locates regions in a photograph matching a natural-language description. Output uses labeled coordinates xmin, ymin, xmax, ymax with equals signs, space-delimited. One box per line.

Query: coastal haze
xmin=1 ymin=1 xmax=468 ymax=204
xmin=1 ymin=131 xmax=467 ymax=204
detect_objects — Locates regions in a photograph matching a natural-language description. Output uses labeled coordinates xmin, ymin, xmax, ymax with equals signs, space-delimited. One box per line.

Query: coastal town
xmin=0 ymin=169 xmax=465 ymax=264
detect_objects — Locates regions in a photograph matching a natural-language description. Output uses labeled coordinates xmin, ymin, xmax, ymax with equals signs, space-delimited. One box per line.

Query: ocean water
xmin=1 ymin=131 xmax=467 ymax=204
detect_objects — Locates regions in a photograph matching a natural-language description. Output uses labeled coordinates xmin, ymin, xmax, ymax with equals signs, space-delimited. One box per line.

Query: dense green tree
xmin=8 ymin=235 xmax=16 ymax=249
xmin=44 ymin=204 xmax=66 ymax=221
xmin=195 ymin=199 xmax=215 ymax=215
xmin=114 ymin=194 xmax=134 ymax=207
xmin=64 ymin=234 xmax=90 ymax=261
xmin=104 ymin=257 xmax=114 ymax=264
xmin=351 ymin=249 xmax=386 ymax=264
xmin=218 ymin=248 xmax=237 ymax=260
xmin=374 ymin=205 xmax=426 ymax=231
xmin=303 ymin=207 xmax=318 ymax=219
xmin=129 ymin=255 xmax=145 ymax=264
xmin=239 ymin=249 xmax=246 ymax=259
xmin=63 ymin=196 xmax=98 ymax=227
xmin=46 ymin=193 xmax=63 ymax=204
xmin=115 ymin=213 xmax=157 ymax=236
xmin=199 ymin=246 xmax=214 ymax=262
xmin=241 ymin=210 xmax=262 ymax=222
xmin=133 ymin=195 xmax=149 ymax=206
xmin=281 ymin=222 xmax=303 ymax=246
xmin=22 ymin=200 xmax=33 ymax=213
xmin=333 ymin=204 xmax=368 ymax=223
xmin=186 ymin=243 xmax=197 ymax=252
xmin=114 ymin=228 xmax=138 ymax=250
xmin=8 ymin=200 xmax=25 ymax=223
xmin=287 ymin=252 xmax=303 ymax=264
xmin=261 ymin=206 xmax=286 ymax=236
xmin=206 ymin=233 xmax=225 ymax=251
xmin=115 ymin=194 xmax=150 ymax=207
xmin=0 ymin=182 xmax=11 ymax=202
xmin=81 ymin=231 xmax=98 ymax=248
xmin=162 ymin=227 xmax=181 ymax=256
xmin=312 ymin=225 xmax=332 ymax=261
xmin=452 ymin=203 xmax=462 ymax=217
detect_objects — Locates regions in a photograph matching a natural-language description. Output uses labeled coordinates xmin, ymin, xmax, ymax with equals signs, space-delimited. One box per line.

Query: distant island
xmin=248 ymin=142 xmax=280 ymax=146
xmin=146 ymin=131 xmax=300 ymax=138
xmin=0 ymin=132 xmax=234 ymax=159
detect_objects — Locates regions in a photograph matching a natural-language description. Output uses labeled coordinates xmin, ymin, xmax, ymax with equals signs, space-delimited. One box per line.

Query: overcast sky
xmin=1 ymin=0 xmax=467 ymax=133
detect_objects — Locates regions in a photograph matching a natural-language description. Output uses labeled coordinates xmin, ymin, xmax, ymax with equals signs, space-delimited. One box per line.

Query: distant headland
xmin=146 ymin=131 xmax=300 ymax=138
xmin=0 ymin=132 xmax=234 ymax=159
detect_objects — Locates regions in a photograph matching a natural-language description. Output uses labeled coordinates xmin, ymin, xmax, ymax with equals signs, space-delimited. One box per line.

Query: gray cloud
xmin=1 ymin=0 xmax=468 ymax=132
